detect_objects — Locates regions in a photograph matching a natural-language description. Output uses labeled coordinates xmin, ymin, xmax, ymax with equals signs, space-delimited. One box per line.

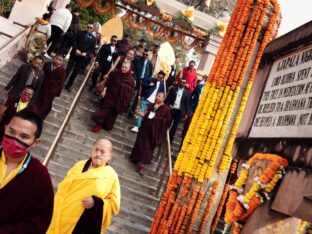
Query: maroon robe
xmin=130 ymin=104 xmax=171 ymax=164
xmin=34 ymin=62 xmax=66 ymax=120
xmin=0 ymin=150 xmax=54 ymax=233
xmin=0 ymin=97 xmax=37 ymax=141
xmin=91 ymin=69 xmax=134 ymax=131
xmin=116 ymin=56 xmax=134 ymax=71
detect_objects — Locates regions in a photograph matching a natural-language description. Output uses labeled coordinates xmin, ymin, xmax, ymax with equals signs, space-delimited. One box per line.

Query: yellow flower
xmin=181 ymin=6 xmax=195 ymax=22
xmin=146 ymin=0 xmax=154 ymax=6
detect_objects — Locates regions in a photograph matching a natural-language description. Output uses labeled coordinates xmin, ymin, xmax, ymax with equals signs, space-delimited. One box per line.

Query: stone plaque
xmin=249 ymin=44 xmax=312 ymax=138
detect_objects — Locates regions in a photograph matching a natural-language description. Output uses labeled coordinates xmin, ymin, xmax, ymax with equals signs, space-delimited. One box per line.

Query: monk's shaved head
xmin=91 ymin=138 xmax=113 ymax=167
xmin=94 ymin=138 xmax=113 ymax=153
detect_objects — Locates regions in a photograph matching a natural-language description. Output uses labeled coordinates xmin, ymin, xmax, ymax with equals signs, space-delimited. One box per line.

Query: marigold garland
xmin=150 ymin=0 xmax=281 ymax=232
xmin=298 ymin=221 xmax=308 ymax=234
xmin=199 ymin=181 xmax=219 ymax=233
xmin=224 ymin=153 xmax=288 ymax=233
xmin=211 ymin=160 xmax=238 ymax=233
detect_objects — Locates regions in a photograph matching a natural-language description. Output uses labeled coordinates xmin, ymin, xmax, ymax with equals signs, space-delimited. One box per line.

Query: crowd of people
xmin=0 ymin=3 xmax=208 ymax=233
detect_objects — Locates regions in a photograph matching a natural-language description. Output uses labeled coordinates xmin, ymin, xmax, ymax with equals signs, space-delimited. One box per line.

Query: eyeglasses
xmin=143 ymin=53 xmax=148 ymax=56
xmin=111 ymin=39 xmax=117 ymax=42
xmin=87 ymin=26 xmax=93 ymax=29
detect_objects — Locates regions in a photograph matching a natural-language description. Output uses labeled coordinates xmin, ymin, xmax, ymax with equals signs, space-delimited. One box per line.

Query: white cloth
xmin=173 ymin=88 xmax=184 ymax=109
xmin=147 ymin=81 xmax=160 ymax=103
xmin=50 ymin=8 xmax=72 ymax=33
xmin=110 ymin=46 xmax=115 ymax=54
xmin=36 ymin=24 xmax=51 ymax=39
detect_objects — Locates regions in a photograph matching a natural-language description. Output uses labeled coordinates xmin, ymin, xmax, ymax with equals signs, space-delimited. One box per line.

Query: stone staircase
xmin=0 ymin=54 xmax=184 ymax=234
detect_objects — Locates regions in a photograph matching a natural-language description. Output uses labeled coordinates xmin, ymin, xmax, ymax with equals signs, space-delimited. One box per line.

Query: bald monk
xmin=47 ymin=138 xmax=120 ymax=234
xmin=130 ymin=92 xmax=171 ymax=175
xmin=91 ymin=62 xmax=134 ymax=132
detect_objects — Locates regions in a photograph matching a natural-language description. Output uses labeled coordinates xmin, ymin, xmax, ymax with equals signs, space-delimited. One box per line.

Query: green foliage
xmin=72 ymin=0 xmax=111 ymax=29
xmin=176 ymin=0 xmax=237 ymax=17
xmin=0 ymin=0 xmax=15 ymax=18
xmin=172 ymin=14 xmax=194 ymax=28
xmin=208 ymin=0 xmax=237 ymax=17
xmin=73 ymin=0 xmax=187 ymax=64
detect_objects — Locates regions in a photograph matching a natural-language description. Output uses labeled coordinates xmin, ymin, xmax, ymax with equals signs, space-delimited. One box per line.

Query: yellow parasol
xmin=101 ymin=17 xmax=123 ymax=44
xmin=157 ymin=41 xmax=176 ymax=80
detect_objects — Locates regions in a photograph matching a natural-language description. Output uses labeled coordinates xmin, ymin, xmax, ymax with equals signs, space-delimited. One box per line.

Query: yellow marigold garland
xmin=149 ymin=0 xmax=281 ymax=232
xmin=224 ymin=153 xmax=288 ymax=233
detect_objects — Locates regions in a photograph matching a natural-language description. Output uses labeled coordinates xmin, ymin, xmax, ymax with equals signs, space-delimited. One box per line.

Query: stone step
xmin=47 ymin=157 xmax=159 ymax=196
xmin=110 ymin=216 xmax=149 ymax=234
xmin=42 ymin=131 xmax=164 ymax=173
xmin=0 ymin=55 xmax=181 ymax=234
xmin=121 ymin=196 xmax=156 ymax=217
xmin=118 ymin=206 xmax=153 ymax=228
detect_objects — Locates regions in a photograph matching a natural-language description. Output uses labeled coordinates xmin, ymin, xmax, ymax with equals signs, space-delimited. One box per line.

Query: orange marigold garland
xmin=150 ymin=0 xmax=281 ymax=232
xmin=211 ymin=160 xmax=238 ymax=233
xmin=224 ymin=153 xmax=288 ymax=233
xmin=199 ymin=181 xmax=219 ymax=234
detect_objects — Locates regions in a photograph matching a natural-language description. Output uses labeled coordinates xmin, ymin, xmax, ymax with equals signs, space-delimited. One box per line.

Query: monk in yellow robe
xmin=47 ymin=138 xmax=120 ymax=233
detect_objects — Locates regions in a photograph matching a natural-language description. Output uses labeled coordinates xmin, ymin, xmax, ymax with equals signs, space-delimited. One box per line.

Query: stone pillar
xmin=198 ymin=34 xmax=222 ymax=75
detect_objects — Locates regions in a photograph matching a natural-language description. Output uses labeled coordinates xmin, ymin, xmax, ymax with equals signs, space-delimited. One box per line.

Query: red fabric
xmin=182 ymin=67 xmax=197 ymax=92
xmin=34 ymin=62 xmax=66 ymax=120
xmin=130 ymin=104 xmax=171 ymax=164
xmin=0 ymin=152 xmax=54 ymax=234
xmin=91 ymin=69 xmax=134 ymax=131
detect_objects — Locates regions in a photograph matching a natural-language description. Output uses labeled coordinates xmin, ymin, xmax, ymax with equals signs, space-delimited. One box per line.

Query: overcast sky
xmin=278 ymin=0 xmax=312 ymax=36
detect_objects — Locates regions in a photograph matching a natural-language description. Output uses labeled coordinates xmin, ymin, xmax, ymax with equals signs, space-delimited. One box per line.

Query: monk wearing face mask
xmin=0 ymin=86 xmax=37 ymax=141
xmin=0 ymin=110 xmax=54 ymax=233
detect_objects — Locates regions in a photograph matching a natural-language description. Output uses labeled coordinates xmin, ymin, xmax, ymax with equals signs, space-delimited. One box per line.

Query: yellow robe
xmin=47 ymin=160 xmax=120 ymax=234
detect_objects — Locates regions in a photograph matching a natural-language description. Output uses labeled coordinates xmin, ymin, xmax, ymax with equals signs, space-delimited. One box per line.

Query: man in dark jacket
xmin=65 ymin=22 xmax=96 ymax=91
xmin=129 ymin=49 xmax=153 ymax=116
xmin=4 ymin=55 xmax=44 ymax=99
xmin=133 ymin=49 xmax=153 ymax=84
xmin=166 ymin=56 xmax=180 ymax=89
xmin=131 ymin=71 xmax=165 ymax=132
xmin=89 ymin=35 xmax=119 ymax=91
xmin=180 ymin=78 xmax=206 ymax=146
xmin=165 ymin=77 xmax=190 ymax=142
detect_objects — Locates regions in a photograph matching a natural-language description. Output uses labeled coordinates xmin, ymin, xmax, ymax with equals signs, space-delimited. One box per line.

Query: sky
xmin=278 ymin=0 xmax=312 ymax=36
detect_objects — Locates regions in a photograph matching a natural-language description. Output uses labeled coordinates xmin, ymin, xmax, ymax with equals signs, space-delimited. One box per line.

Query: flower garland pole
xmin=149 ymin=0 xmax=281 ymax=233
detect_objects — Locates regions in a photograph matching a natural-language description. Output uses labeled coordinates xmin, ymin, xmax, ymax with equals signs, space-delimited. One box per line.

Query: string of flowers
xmin=150 ymin=0 xmax=281 ymax=232
xmin=211 ymin=160 xmax=238 ymax=233
xmin=199 ymin=181 xmax=219 ymax=233
xmin=224 ymin=153 xmax=288 ymax=233
xmin=298 ymin=220 xmax=308 ymax=234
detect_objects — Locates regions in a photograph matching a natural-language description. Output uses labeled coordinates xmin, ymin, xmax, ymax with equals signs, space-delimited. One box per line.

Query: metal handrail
xmin=154 ymin=81 xmax=173 ymax=196
xmin=0 ymin=25 xmax=30 ymax=52
xmin=43 ymin=63 xmax=95 ymax=166
xmin=164 ymin=81 xmax=173 ymax=173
